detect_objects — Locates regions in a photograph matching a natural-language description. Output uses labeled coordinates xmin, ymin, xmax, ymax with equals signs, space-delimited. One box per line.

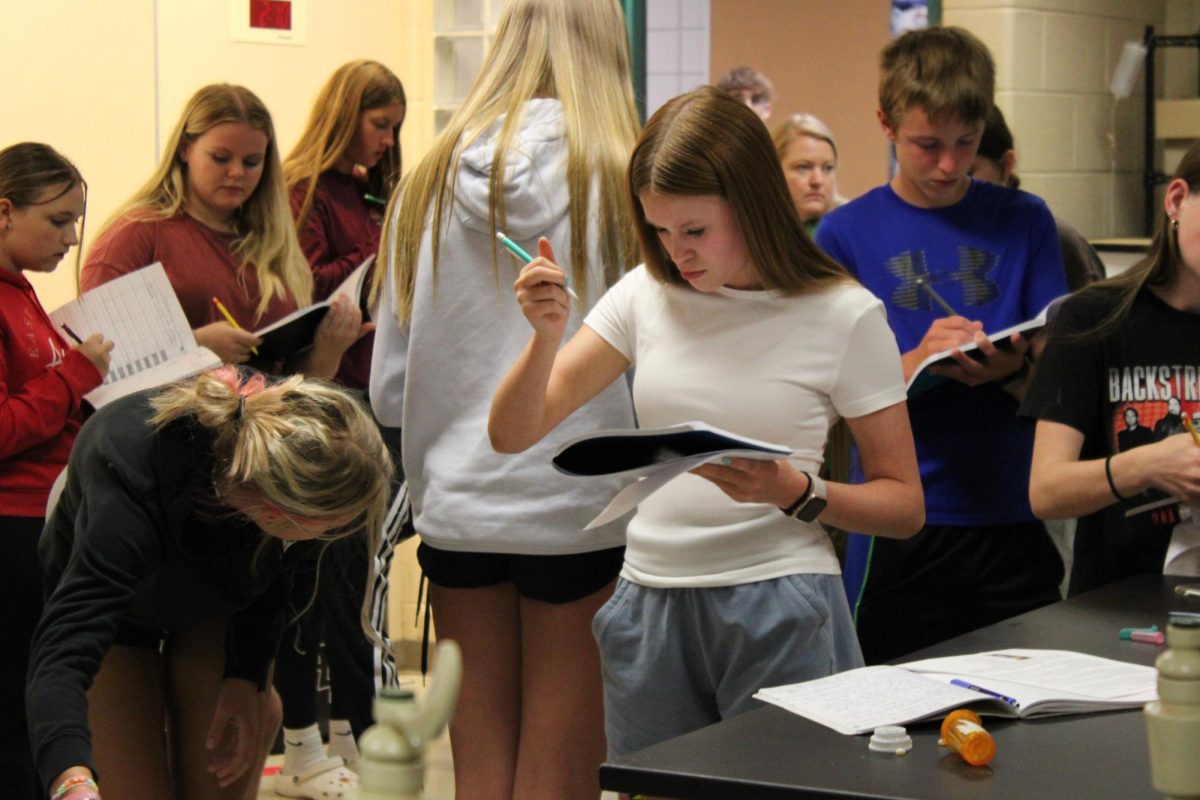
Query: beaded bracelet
xmin=1105 ymin=455 xmax=1126 ymax=501
xmin=51 ymin=776 xmax=98 ymax=799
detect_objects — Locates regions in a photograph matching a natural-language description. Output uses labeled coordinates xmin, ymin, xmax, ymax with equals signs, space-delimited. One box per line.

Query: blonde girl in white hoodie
xmin=369 ymin=0 xmax=639 ymax=796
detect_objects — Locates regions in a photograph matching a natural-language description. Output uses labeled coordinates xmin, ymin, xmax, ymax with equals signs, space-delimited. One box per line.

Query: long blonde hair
xmin=381 ymin=0 xmax=640 ymax=322
xmin=629 ymin=86 xmax=850 ymax=293
xmin=150 ymin=367 xmax=393 ymax=640
xmin=284 ymin=61 xmax=406 ymax=232
xmin=95 ymin=84 xmax=312 ymax=319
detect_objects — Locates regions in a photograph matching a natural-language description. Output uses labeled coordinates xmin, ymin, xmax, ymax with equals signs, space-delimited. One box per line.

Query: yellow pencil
xmin=1183 ymin=415 xmax=1200 ymax=448
xmin=212 ymin=297 xmax=259 ymax=356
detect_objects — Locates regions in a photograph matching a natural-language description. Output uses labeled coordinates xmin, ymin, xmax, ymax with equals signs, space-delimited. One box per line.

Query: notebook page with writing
xmin=49 ymin=263 xmax=220 ymax=407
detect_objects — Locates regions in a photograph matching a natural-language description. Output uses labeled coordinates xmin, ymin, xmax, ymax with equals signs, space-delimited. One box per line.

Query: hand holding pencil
xmin=197 ymin=298 xmax=262 ymax=364
xmin=61 ymin=324 xmax=115 ymax=376
xmin=511 ymin=237 xmax=573 ymax=342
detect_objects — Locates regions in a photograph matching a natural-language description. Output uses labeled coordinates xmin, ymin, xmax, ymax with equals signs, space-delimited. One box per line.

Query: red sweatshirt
xmin=0 ymin=268 xmax=102 ymax=517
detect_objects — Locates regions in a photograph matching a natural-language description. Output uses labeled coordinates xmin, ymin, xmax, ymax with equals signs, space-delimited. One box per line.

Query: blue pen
xmin=950 ymin=678 xmax=1020 ymax=709
xmin=497 ymin=231 xmax=579 ymax=300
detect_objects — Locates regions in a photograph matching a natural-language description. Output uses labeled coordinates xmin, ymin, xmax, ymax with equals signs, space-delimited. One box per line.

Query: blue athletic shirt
xmin=816 ymin=179 xmax=1068 ymax=525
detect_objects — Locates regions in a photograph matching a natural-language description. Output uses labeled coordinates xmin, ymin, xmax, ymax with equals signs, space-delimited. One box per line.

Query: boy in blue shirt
xmin=816 ymin=26 xmax=1067 ymax=664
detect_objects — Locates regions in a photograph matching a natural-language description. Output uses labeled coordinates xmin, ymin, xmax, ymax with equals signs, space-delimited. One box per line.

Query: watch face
xmin=797 ymin=496 xmax=828 ymax=522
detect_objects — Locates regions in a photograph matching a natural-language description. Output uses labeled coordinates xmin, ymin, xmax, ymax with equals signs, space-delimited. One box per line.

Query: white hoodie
xmin=370 ymin=99 xmax=634 ymax=554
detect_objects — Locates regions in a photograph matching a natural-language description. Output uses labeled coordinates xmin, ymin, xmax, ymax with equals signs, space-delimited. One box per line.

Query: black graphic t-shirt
xmin=1021 ymin=286 xmax=1200 ymax=594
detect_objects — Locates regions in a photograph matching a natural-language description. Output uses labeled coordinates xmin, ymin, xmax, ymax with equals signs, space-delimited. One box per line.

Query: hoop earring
xmin=1173 ymin=217 xmax=1180 ymax=234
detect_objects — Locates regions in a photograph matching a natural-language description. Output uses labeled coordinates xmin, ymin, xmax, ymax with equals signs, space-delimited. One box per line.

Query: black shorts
xmin=416 ymin=542 xmax=625 ymax=604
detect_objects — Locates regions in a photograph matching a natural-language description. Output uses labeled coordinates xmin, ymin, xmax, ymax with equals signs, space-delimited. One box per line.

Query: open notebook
xmin=551 ymin=422 xmax=792 ymax=530
xmin=754 ymin=649 xmax=1157 ymax=735
xmin=906 ymin=295 xmax=1067 ymax=397
xmin=250 ymin=254 xmax=375 ymax=366
xmin=49 ymin=263 xmax=220 ymax=408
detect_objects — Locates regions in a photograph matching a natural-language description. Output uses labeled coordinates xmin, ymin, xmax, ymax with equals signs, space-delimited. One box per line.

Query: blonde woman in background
xmin=27 ymin=369 xmax=392 ymax=800
xmin=273 ymin=61 xmax=407 ymax=798
xmin=83 ymin=83 xmax=365 ymax=376
xmin=369 ymin=0 xmax=640 ymax=796
xmin=772 ymin=113 xmax=845 ymax=237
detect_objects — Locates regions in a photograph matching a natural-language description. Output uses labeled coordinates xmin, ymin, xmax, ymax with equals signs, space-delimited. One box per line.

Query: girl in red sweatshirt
xmin=0 ymin=142 xmax=111 ymax=800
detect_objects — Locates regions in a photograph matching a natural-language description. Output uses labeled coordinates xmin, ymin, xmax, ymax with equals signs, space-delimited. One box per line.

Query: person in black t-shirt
xmin=1021 ymin=139 xmax=1200 ymax=595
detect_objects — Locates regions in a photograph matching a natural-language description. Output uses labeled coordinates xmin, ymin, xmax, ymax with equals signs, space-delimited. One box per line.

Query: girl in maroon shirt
xmin=82 ymin=83 xmax=367 ymax=378
xmin=271 ymin=62 xmax=406 ymax=800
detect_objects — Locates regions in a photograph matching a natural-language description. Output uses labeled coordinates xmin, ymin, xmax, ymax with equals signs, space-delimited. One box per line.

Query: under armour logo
xmin=886 ymin=247 xmax=999 ymax=311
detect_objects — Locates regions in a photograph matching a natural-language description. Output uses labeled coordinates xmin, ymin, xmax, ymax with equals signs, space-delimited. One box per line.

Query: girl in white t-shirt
xmin=490 ymin=86 xmax=925 ymax=755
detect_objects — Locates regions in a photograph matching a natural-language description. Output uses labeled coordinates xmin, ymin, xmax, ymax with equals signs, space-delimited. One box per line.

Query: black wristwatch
xmin=781 ymin=472 xmax=827 ymax=522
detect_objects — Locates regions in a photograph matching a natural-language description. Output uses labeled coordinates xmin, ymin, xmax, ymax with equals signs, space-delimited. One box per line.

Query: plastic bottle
xmin=356 ymin=640 xmax=462 ymax=800
xmin=1144 ymin=617 xmax=1200 ymax=799
xmin=939 ymin=708 xmax=996 ymax=766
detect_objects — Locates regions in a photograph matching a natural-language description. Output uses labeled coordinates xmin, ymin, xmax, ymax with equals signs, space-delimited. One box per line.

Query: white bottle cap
xmin=869 ymin=725 xmax=913 ymax=755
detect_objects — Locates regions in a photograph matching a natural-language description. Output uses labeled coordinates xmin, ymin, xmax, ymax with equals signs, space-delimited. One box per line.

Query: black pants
xmin=854 ymin=521 xmax=1064 ymax=664
xmin=273 ymin=421 xmax=408 ymax=739
xmin=1 ymin=515 xmax=47 ymax=800
xmin=274 ymin=530 xmax=378 ymax=737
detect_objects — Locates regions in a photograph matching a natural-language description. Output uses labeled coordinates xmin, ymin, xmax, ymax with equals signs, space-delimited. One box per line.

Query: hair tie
xmin=209 ymin=366 xmax=267 ymax=422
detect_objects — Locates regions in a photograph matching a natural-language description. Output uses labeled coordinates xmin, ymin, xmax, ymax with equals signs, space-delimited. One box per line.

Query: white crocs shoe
xmin=275 ymin=756 xmax=358 ymax=799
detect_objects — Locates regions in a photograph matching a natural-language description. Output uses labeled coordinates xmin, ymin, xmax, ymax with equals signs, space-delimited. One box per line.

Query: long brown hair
xmin=628 ymin=86 xmax=850 ymax=293
xmin=285 ymin=61 xmax=406 ymax=231
xmin=1070 ymin=138 xmax=1200 ymax=339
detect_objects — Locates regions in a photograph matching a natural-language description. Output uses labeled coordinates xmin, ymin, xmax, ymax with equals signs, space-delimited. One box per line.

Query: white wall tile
xmin=679 ymin=0 xmax=711 ymax=28
xmin=647 ymin=74 xmax=683 ymax=116
xmin=680 ymin=72 xmax=709 ymax=92
xmin=648 ymin=29 xmax=681 ymax=74
xmin=647 ymin=0 xmax=681 ymax=30
xmin=679 ymin=28 xmax=709 ymax=74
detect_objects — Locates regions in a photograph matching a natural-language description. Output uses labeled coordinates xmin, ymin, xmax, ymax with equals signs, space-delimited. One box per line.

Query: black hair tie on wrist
xmin=1105 ymin=455 xmax=1126 ymax=501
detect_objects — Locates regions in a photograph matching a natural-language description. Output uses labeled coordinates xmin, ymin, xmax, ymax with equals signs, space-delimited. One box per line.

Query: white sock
xmin=326 ymin=718 xmax=359 ymax=767
xmin=281 ymin=723 xmax=327 ymax=776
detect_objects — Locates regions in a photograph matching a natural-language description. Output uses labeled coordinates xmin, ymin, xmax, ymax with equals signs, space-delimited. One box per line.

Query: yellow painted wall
xmin=1 ymin=0 xmax=433 ymax=653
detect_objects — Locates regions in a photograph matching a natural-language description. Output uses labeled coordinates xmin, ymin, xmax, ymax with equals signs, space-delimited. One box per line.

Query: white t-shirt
xmin=584 ymin=266 xmax=906 ymax=587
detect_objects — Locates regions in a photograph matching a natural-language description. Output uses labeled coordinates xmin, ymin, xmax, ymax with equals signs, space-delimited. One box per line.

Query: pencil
xmin=60 ymin=323 xmax=83 ymax=344
xmin=1182 ymin=415 xmax=1200 ymax=447
xmin=915 ymin=276 xmax=959 ymax=317
xmin=211 ymin=297 xmax=260 ymax=356
xmin=496 ymin=232 xmax=580 ymax=301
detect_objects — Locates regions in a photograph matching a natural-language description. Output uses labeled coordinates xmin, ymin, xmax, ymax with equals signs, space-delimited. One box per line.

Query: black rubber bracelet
xmin=1105 ymin=455 xmax=1126 ymax=501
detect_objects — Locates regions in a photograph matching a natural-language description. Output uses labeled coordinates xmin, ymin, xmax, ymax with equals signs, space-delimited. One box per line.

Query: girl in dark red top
xmin=0 ymin=142 xmax=111 ymax=800
xmin=272 ymin=61 xmax=406 ymax=799
xmin=82 ymin=84 xmax=367 ymax=378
